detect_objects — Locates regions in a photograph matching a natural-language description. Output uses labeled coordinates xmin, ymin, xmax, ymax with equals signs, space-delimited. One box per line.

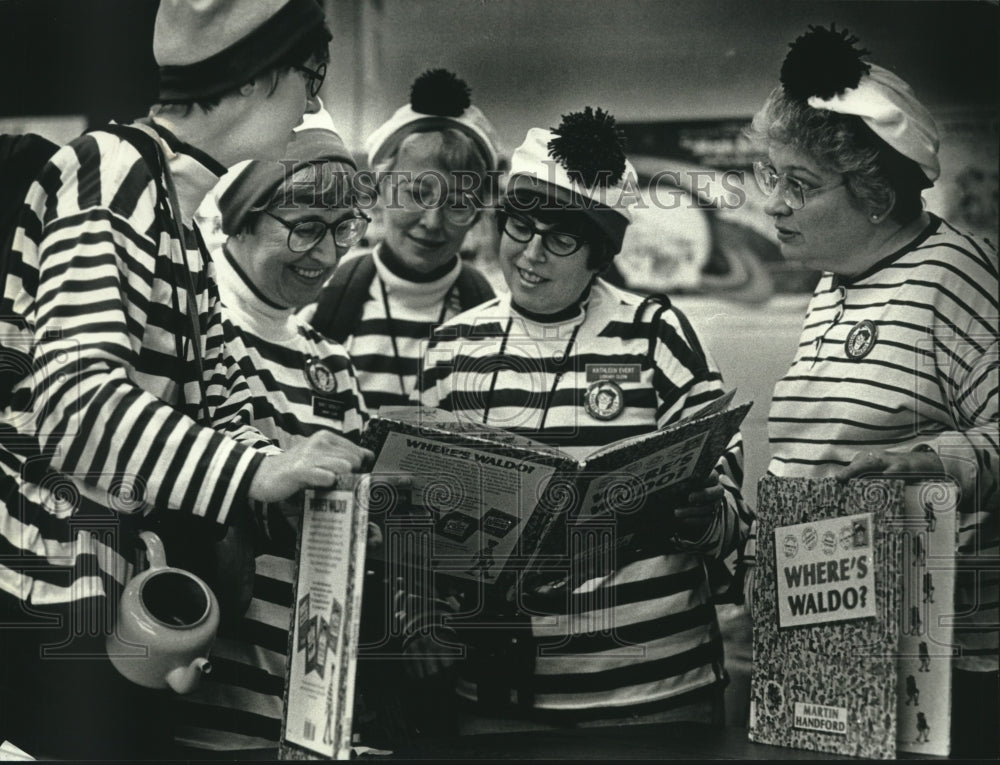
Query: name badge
xmin=313 ymin=396 xmax=346 ymax=420
xmin=586 ymin=363 xmax=640 ymax=383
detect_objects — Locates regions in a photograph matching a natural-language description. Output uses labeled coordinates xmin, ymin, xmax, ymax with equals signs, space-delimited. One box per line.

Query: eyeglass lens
xmin=394 ymin=179 xmax=478 ymax=226
xmin=287 ymin=215 xmax=368 ymax=251
xmin=296 ymin=63 xmax=326 ymax=97
xmin=502 ymin=212 xmax=584 ymax=256
xmin=753 ymin=162 xmax=805 ymax=210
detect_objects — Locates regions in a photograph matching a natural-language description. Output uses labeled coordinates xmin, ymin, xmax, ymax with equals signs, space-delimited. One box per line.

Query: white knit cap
xmin=807 ymin=63 xmax=940 ymax=183
xmin=153 ymin=0 xmax=329 ymax=101
xmin=364 ymin=69 xmax=499 ymax=170
xmin=506 ymin=110 xmax=638 ymax=256
xmin=507 ymin=127 xmax=636 ymax=224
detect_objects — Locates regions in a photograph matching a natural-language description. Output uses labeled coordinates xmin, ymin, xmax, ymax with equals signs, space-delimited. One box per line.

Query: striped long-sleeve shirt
xmin=0 ymin=121 xmax=272 ymax=613
xmin=760 ymin=215 xmax=999 ymax=672
xmin=415 ymin=278 xmax=751 ymax=717
xmin=171 ymin=243 xmax=369 ymax=751
xmin=338 ymin=245 xmax=479 ymax=412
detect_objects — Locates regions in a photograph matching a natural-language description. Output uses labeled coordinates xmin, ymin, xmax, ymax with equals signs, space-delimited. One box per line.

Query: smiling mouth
xmin=289 ymin=265 xmax=328 ymax=281
xmin=516 ymin=266 xmax=546 ymax=285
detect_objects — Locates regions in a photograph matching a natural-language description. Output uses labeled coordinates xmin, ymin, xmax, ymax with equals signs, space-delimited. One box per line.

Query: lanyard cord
xmin=811 ymin=283 xmax=847 ymax=367
xmin=482 ymin=317 xmax=583 ymax=431
xmin=378 ymin=274 xmax=453 ymax=398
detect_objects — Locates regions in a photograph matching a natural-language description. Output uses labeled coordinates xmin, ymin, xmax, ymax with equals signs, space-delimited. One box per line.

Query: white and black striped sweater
xmin=171 ymin=244 xmax=369 ymax=751
xmin=0 ymin=122 xmax=273 ymax=610
xmin=339 ymin=245 xmax=472 ymax=413
xmin=415 ymin=278 xmax=751 ymax=716
xmin=760 ymin=215 xmax=999 ymax=672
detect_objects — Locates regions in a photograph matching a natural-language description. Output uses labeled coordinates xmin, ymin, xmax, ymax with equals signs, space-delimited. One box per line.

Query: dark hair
xmin=747 ymin=86 xmax=927 ymax=224
xmin=500 ymin=192 xmax=611 ymax=271
xmin=154 ymin=23 xmax=331 ymax=116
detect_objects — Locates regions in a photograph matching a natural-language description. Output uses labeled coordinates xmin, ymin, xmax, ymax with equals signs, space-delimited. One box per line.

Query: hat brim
xmin=158 ymin=0 xmax=330 ymax=102
xmin=368 ymin=115 xmax=497 ymax=170
xmin=507 ymin=175 xmax=630 ymax=256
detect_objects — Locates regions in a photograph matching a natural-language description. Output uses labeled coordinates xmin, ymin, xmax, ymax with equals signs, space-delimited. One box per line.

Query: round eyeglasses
xmin=498 ymin=210 xmax=587 ymax=257
xmin=263 ymin=209 xmax=370 ymax=252
xmin=388 ymin=177 xmax=480 ymax=227
xmin=752 ymin=160 xmax=844 ymax=211
xmin=293 ymin=62 xmax=327 ymax=98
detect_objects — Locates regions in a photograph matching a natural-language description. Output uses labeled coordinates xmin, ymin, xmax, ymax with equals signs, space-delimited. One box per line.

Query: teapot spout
xmin=165 ymin=657 xmax=212 ymax=694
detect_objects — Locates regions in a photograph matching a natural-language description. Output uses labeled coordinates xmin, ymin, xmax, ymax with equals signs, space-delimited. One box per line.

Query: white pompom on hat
xmin=505 ymin=108 xmax=637 ymax=256
xmin=364 ymin=69 xmax=499 ymax=170
xmin=154 ymin=0 xmax=330 ymax=102
xmin=806 ymin=63 xmax=940 ymax=183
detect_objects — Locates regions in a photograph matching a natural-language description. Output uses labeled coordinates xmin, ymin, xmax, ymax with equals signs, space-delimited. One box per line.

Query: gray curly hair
xmin=746 ymin=86 xmax=928 ymax=224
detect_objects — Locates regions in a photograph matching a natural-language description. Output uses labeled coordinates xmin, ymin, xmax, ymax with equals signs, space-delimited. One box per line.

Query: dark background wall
xmin=0 ymin=0 xmax=159 ymax=127
xmin=323 ymin=0 xmax=999 ymax=154
xmin=1 ymin=0 xmax=996 ymax=152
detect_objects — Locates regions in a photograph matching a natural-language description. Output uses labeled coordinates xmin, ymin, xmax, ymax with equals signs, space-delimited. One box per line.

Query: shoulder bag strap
xmin=101 ymin=123 xmax=210 ymax=423
xmin=311 ymin=252 xmax=375 ymax=344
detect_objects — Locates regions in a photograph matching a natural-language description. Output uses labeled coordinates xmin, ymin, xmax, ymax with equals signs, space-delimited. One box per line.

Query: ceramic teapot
xmin=106 ymin=530 xmax=220 ymax=694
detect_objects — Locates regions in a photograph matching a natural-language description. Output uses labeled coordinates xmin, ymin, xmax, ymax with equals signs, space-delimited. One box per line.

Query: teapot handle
xmin=139 ymin=530 xmax=169 ymax=570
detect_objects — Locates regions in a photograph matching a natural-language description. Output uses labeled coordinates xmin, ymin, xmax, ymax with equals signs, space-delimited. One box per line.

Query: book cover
xmin=895 ymin=481 xmax=957 ymax=757
xmin=280 ymin=475 xmax=369 ymax=761
xmin=748 ymin=476 xmax=904 ymax=759
xmin=361 ymin=397 xmax=749 ymax=607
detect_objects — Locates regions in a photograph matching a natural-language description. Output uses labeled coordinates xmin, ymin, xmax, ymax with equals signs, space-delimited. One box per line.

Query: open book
xmin=361 ymin=392 xmax=750 ymax=606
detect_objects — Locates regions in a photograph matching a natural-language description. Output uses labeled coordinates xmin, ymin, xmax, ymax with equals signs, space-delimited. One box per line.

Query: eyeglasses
xmin=387 ymin=177 xmax=480 ymax=227
xmin=263 ymin=209 xmax=370 ymax=252
xmin=498 ymin=210 xmax=587 ymax=257
xmin=293 ymin=62 xmax=327 ymax=98
xmin=752 ymin=161 xmax=844 ymax=210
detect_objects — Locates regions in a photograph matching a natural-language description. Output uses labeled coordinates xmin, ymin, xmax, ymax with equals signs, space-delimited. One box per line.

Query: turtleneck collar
xmin=511 ymin=280 xmax=594 ymax=324
xmin=372 ymin=243 xmax=462 ymax=310
xmin=216 ymin=242 xmax=298 ymax=341
xmin=380 ymin=243 xmax=460 ymax=283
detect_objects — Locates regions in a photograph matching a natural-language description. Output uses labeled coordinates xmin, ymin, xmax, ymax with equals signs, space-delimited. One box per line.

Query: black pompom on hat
xmin=773 ymin=23 xmax=940 ymax=184
xmin=365 ymin=69 xmax=498 ymax=169
xmin=506 ymin=107 xmax=637 ymax=256
xmin=780 ymin=24 xmax=870 ymax=102
xmin=547 ymin=106 xmax=628 ymax=188
xmin=410 ymin=69 xmax=472 ymax=117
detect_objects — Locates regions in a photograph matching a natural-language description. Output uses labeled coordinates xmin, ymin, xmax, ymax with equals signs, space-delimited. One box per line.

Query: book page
xmin=895 ymin=482 xmax=957 ymax=757
xmin=578 ymin=401 xmax=751 ymax=516
xmin=576 ymin=429 xmax=709 ymax=519
xmin=373 ymin=406 xmax=567 ymax=456
xmin=371 ymin=431 xmax=561 ymax=582
xmin=581 ymin=389 xmax=740 ymax=463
